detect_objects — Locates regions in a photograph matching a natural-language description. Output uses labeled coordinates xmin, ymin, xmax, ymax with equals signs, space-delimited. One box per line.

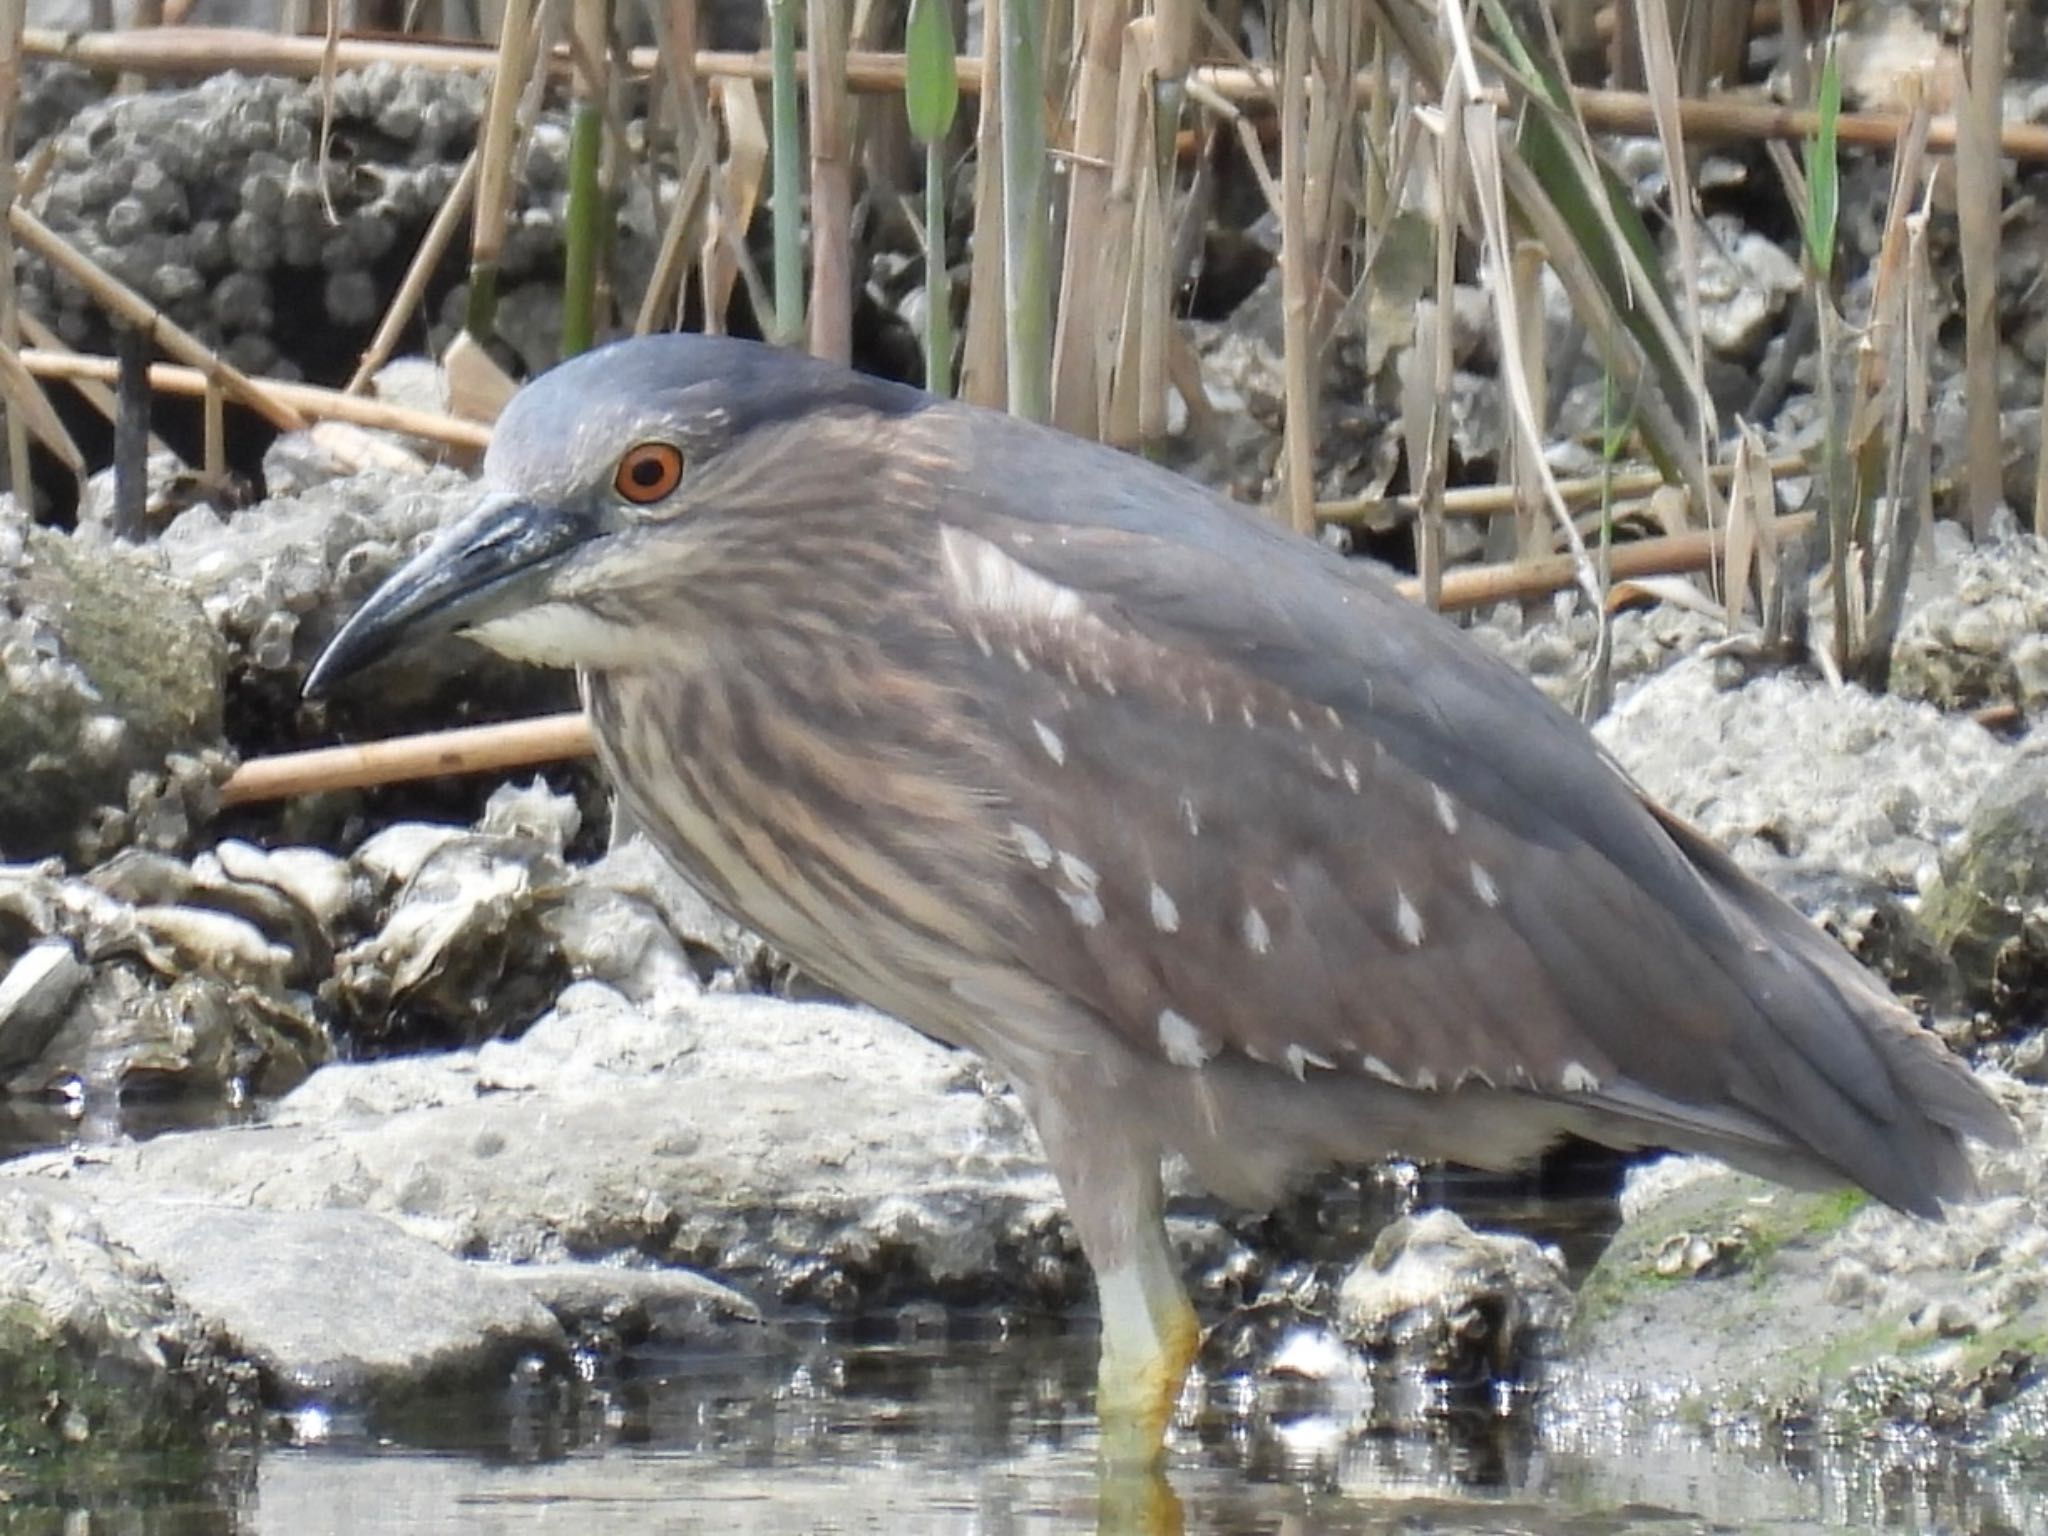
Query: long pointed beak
xmin=304 ymin=491 xmax=599 ymax=699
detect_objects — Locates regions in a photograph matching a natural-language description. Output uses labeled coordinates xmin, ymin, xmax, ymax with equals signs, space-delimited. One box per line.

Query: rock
xmin=1336 ymin=1207 xmax=1573 ymax=1389
xmin=1892 ymin=527 xmax=2048 ymax=713
xmin=82 ymin=1197 xmax=567 ymax=1405
xmin=0 ymin=506 xmax=228 ymax=862
xmin=0 ymin=1179 xmax=253 ymax=1456
xmin=326 ymin=825 xmax=571 ymax=1049
xmin=6 ymin=986 xmax=1074 ymax=1313
xmin=1563 ymin=1072 xmax=2046 ymax=1452
xmin=0 ymin=854 xmax=327 ymax=1108
xmin=1919 ymin=756 xmax=2048 ymax=1022
xmin=1595 ymin=656 xmax=2011 ymax=902
xmin=485 ymin=1262 xmax=762 ymax=1347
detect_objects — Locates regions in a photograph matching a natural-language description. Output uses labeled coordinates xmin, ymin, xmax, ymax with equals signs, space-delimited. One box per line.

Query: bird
xmin=306 ymin=333 xmax=2015 ymax=1464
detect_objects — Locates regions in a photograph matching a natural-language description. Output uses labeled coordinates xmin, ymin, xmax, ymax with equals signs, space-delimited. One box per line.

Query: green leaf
xmin=905 ymin=0 xmax=959 ymax=145
xmin=1805 ymin=39 xmax=1841 ymax=281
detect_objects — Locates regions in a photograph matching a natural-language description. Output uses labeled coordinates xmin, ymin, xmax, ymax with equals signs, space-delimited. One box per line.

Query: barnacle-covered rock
xmin=0 ymin=501 xmax=228 ymax=863
xmin=1336 ymin=1207 xmax=1573 ymax=1387
xmin=1918 ymin=757 xmax=2048 ymax=1028
xmin=1891 ymin=526 xmax=2048 ymax=713
xmin=0 ymin=854 xmax=327 ymax=1110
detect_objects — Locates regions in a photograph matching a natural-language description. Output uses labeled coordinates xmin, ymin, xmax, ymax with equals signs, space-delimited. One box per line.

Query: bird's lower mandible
xmin=305 ymin=332 xmax=2017 ymax=1472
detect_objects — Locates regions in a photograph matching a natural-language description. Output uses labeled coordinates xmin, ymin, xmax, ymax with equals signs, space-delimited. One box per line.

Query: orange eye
xmin=614 ymin=442 xmax=685 ymax=504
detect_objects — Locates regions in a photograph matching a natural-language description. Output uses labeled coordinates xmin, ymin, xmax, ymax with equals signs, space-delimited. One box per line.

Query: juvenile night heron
xmin=308 ymin=334 xmax=2013 ymax=1459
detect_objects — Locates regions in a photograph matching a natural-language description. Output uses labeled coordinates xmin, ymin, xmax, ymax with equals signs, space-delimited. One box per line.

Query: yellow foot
xmin=1095 ymin=1289 xmax=1200 ymax=1470
xmin=1095 ymin=1458 xmax=1185 ymax=1536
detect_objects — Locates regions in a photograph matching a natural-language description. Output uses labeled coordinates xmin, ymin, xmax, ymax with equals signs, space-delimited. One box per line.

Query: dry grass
xmin=4 ymin=2 xmax=2029 ymax=716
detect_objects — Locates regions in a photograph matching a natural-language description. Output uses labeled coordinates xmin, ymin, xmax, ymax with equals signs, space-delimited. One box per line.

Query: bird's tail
xmin=1643 ymin=800 xmax=2017 ymax=1216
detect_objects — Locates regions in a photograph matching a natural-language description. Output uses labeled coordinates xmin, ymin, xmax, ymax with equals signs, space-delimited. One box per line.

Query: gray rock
xmin=0 ymin=1178 xmax=252 ymax=1454
xmin=0 ymin=854 xmax=327 ymax=1105
xmin=1336 ymin=1207 xmax=1573 ymax=1380
xmin=1892 ymin=527 xmax=2048 ymax=713
xmin=485 ymin=1261 xmax=762 ymax=1345
xmin=1595 ymin=656 xmax=2012 ymax=900
xmin=84 ymin=1198 xmax=566 ymax=1403
xmin=8 ymin=985 xmax=1072 ymax=1311
xmin=1919 ymin=755 xmax=2048 ymax=1022
xmin=1562 ymin=1071 xmax=2045 ymax=1450
xmin=0 ymin=505 xmax=228 ymax=863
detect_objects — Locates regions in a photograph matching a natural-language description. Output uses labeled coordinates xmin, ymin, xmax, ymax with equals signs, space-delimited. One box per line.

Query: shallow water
xmin=11 ymin=1327 xmax=2046 ymax=1535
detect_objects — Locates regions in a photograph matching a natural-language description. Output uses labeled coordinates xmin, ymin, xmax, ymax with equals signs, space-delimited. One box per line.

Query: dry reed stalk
xmin=807 ymin=0 xmax=854 ymax=362
xmin=1097 ymin=18 xmax=1151 ymax=448
xmin=0 ymin=0 xmax=39 ymax=507
xmin=1276 ymin=8 xmax=1315 ymax=535
xmin=1507 ymin=238 xmax=1548 ymax=563
xmin=1404 ymin=70 xmax=1466 ymax=608
xmin=9 ymin=205 xmax=308 ymax=433
xmin=1632 ymin=0 xmax=1715 ymax=491
xmin=960 ymin=0 xmax=1007 ymax=407
xmin=998 ymin=0 xmax=1050 ymax=420
xmin=636 ymin=130 xmax=715 ymax=334
xmin=1411 ymin=508 xmax=1817 ymax=610
xmin=20 ymin=350 xmax=493 ymax=451
xmin=701 ymin=77 xmax=772 ymax=333
xmin=1957 ymin=0 xmax=2006 ymax=535
xmin=24 ymin=23 xmax=2048 ymax=166
xmin=466 ymin=0 xmax=540 ymax=340
xmin=1048 ymin=0 xmax=1130 ymax=437
xmin=220 ymin=712 xmax=596 ymax=806
xmin=1318 ymin=450 xmax=1811 ymax=527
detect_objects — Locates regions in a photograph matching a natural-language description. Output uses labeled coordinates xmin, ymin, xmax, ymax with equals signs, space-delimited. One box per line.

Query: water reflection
xmin=1 ymin=1325 xmax=2038 ymax=1535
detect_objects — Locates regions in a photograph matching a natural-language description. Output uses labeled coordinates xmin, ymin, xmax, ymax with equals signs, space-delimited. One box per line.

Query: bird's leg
xmin=1025 ymin=1076 xmax=1199 ymax=1469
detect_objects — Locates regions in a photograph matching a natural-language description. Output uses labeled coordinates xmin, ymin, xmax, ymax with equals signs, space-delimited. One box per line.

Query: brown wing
xmin=928 ymin=510 xmax=2002 ymax=1213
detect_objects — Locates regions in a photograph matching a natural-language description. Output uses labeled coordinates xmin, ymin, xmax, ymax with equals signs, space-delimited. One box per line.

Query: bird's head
xmin=304 ymin=334 xmax=930 ymax=697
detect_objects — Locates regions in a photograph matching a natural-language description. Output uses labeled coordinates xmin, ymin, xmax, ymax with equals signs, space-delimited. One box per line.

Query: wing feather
xmin=922 ymin=455 xmax=2004 ymax=1207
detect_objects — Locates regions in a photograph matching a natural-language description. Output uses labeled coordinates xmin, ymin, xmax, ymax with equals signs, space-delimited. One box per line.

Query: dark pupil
xmin=629 ymin=457 xmax=664 ymax=488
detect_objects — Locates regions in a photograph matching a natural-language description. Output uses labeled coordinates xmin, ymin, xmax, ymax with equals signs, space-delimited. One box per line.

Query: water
xmin=9 ymin=1328 xmax=2045 ymax=1534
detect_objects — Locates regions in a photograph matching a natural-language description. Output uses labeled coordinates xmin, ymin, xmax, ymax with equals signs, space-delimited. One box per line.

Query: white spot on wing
xmin=1179 ymin=795 xmax=1201 ymax=836
xmin=1432 ymin=785 xmax=1460 ymax=834
xmin=1342 ymin=760 xmax=1362 ymax=794
xmin=1010 ymin=822 xmax=1053 ymax=868
xmin=1149 ymin=882 xmax=1180 ymax=933
xmin=1361 ymin=1055 xmax=1404 ymax=1086
xmin=1158 ymin=1009 xmax=1211 ymax=1068
xmin=1559 ymin=1061 xmax=1601 ymax=1093
xmin=1283 ymin=1045 xmax=1336 ymax=1080
xmin=1287 ymin=709 xmax=1304 ymax=732
xmin=1470 ymin=862 xmax=1501 ymax=907
xmin=1394 ymin=888 xmax=1424 ymax=947
xmin=1240 ymin=701 xmax=1257 ymax=728
xmin=1011 ymin=646 xmax=1033 ymax=672
xmin=938 ymin=525 xmax=1086 ymax=626
xmin=1241 ymin=905 xmax=1272 ymax=955
xmin=1032 ymin=719 xmax=1066 ymax=765
xmin=1056 ymin=851 xmax=1103 ymax=926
